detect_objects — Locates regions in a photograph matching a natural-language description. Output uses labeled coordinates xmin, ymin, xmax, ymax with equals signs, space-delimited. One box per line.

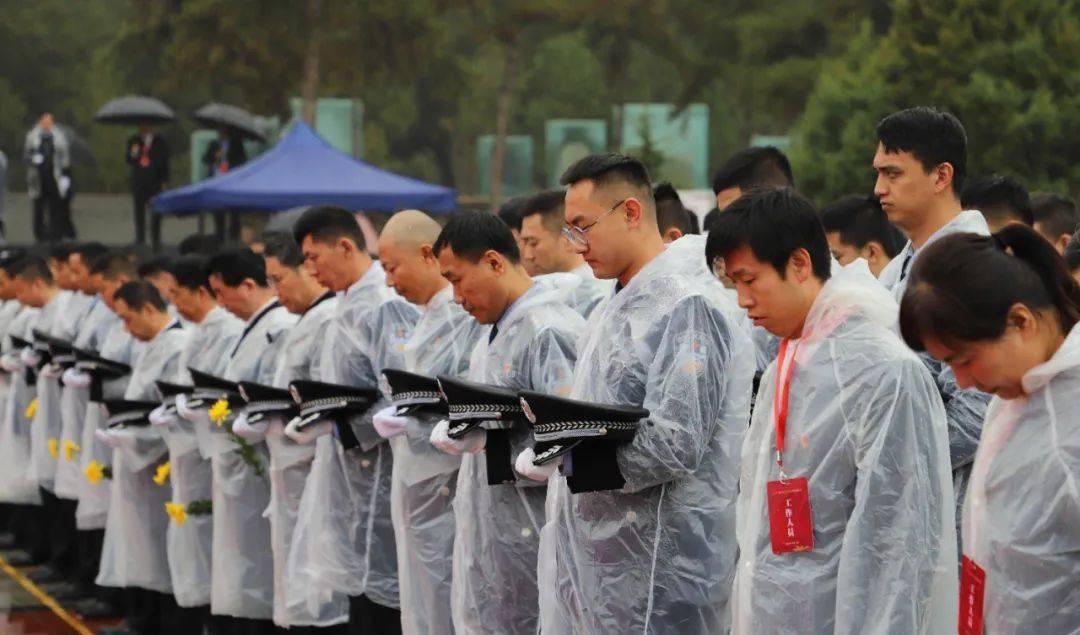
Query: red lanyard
xmin=772 ymin=338 xmax=799 ymax=477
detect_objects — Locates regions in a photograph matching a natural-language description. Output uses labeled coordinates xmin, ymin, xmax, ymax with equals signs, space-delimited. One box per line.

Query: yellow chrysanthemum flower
xmin=153 ymin=461 xmax=171 ymax=485
xmin=63 ymin=440 xmax=81 ymax=462
xmin=164 ymin=502 xmax=187 ymax=526
xmin=209 ymin=398 xmax=231 ymax=427
xmin=25 ymin=398 xmax=39 ymax=420
xmin=47 ymin=438 xmax=59 ymax=460
xmin=85 ymin=460 xmax=105 ymax=485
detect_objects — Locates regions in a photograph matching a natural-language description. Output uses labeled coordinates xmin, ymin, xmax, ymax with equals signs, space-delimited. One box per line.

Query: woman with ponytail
xmin=900 ymin=224 xmax=1080 ymax=633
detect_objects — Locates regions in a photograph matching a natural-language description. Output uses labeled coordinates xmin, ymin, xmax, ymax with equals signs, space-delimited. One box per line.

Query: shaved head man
xmin=377 ymin=210 xmax=449 ymax=306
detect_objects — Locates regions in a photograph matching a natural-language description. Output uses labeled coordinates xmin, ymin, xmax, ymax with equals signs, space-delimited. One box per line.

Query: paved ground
xmin=0 ymin=551 xmax=120 ymax=634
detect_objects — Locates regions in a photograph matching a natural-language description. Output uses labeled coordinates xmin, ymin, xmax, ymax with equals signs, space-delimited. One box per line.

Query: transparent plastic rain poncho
xmin=538 ymin=235 xmax=753 ymax=634
xmin=26 ymin=291 xmax=75 ymax=492
xmin=879 ymin=210 xmax=993 ymax=547
xmin=0 ymin=301 xmax=26 ymax=483
xmin=453 ymin=282 xmax=583 ymax=635
xmin=54 ymin=299 xmax=118 ymax=500
xmin=391 ymin=285 xmax=484 ymax=635
xmin=97 ymin=322 xmax=187 ymax=593
xmin=74 ymin=321 xmax=139 ymax=530
xmin=962 ymin=322 xmax=1080 ymax=632
xmin=532 ymin=262 xmax=614 ymax=319
xmin=286 ymin=262 xmax=410 ymax=619
xmin=730 ymin=262 xmax=958 ymax=634
xmin=162 ymin=306 xmax=242 ymax=608
xmin=211 ymin=301 xmax=295 ymax=619
xmin=0 ymin=305 xmax=42 ymax=504
xmin=265 ymin=294 xmax=337 ymax=627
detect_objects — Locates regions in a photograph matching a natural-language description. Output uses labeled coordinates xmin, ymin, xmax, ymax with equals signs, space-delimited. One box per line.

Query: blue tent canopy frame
xmin=154 ymin=121 xmax=456 ymax=214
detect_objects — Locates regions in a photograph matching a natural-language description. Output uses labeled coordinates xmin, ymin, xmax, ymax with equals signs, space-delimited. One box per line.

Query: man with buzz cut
xmin=431 ymin=210 xmax=583 ymax=635
xmin=525 ymin=154 xmax=755 ymax=634
xmin=292 ymin=205 xmax=418 ymax=634
xmin=518 ymin=189 xmax=613 ymax=317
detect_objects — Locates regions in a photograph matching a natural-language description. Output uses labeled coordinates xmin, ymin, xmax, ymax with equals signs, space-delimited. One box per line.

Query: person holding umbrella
xmin=95 ymin=95 xmax=175 ymax=250
xmin=195 ymin=104 xmax=264 ymax=243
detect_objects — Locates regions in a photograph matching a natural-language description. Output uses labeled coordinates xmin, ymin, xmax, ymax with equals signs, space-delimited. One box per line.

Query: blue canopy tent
xmin=154 ymin=121 xmax=456 ymax=214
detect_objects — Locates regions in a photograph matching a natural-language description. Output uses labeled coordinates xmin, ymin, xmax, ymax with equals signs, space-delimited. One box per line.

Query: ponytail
xmin=994 ymin=224 xmax=1080 ymax=332
xmin=899 ymin=225 xmax=1080 ymax=351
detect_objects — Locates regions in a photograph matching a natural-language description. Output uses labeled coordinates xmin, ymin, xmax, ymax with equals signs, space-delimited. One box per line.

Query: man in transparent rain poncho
xmin=707 ymin=188 xmax=957 ymax=634
xmin=177 ymin=248 xmax=296 ymax=632
xmin=369 ymin=210 xmax=485 ymax=635
xmin=148 ymin=254 xmax=242 ymax=633
xmin=290 ymin=206 xmax=418 ymax=633
xmin=431 ymin=210 xmax=583 ymax=635
xmin=519 ymin=154 xmax=753 ymax=634
xmin=96 ymin=280 xmax=189 ymax=633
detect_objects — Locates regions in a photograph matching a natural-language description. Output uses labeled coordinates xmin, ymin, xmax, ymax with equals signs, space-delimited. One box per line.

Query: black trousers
xmin=49 ymin=494 xmax=79 ymax=575
xmin=213 ymin=209 xmax=243 ymax=241
xmin=173 ymin=604 xmax=212 ymax=634
xmin=132 ymin=188 xmax=162 ymax=249
xmin=125 ymin=587 xmax=179 ymax=634
xmin=212 ymin=615 xmax=286 ymax=635
xmin=348 ymin=595 xmax=401 ymax=635
xmin=7 ymin=503 xmax=42 ymax=560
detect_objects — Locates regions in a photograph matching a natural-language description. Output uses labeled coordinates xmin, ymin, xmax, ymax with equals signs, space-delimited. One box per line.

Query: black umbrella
xmin=94 ymin=95 xmax=175 ymax=126
xmin=194 ymin=103 xmax=265 ymax=141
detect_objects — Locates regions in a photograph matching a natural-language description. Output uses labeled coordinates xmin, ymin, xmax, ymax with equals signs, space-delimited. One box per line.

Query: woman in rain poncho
xmin=900 ymin=224 xmax=1080 ymax=633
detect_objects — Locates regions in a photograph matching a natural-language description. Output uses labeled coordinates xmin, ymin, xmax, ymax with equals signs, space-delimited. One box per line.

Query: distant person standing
xmin=24 ymin=113 xmax=74 ymax=242
xmin=201 ymin=127 xmax=247 ymax=241
xmin=127 ymin=124 xmax=169 ymax=249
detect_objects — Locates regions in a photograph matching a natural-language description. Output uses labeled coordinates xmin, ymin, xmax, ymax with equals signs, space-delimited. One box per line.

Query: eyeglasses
xmin=561 ymin=199 xmax=627 ymax=247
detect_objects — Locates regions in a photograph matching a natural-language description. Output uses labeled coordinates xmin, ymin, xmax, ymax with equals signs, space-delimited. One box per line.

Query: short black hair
xmin=705 ymin=188 xmax=832 ymax=282
xmin=10 ymin=256 xmax=54 ymax=284
xmin=521 ymin=189 xmax=566 ymax=233
xmin=961 ymin=175 xmax=1033 ymax=226
xmin=70 ymin=242 xmax=109 ymax=264
xmin=711 ymin=146 xmax=794 ymax=195
xmin=89 ymin=250 xmax=138 ymax=280
xmin=49 ymin=242 xmax=80 ymax=263
xmin=207 ymin=248 xmax=268 ymax=287
xmin=654 ymin=182 xmax=698 ymax=235
xmin=496 ymin=196 xmax=529 ymax=232
xmin=433 ymin=211 xmax=520 ymax=263
xmin=820 ymin=194 xmax=905 ymax=257
xmin=292 ymin=205 xmax=366 ymax=251
xmin=263 ymin=233 xmax=305 ymax=268
xmin=559 ymin=153 xmax=652 ymax=194
xmin=1065 ymin=229 xmax=1080 ymax=272
xmin=113 ymin=280 xmax=168 ymax=312
xmin=178 ymin=233 xmax=222 ymax=256
xmin=702 ymin=207 xmax=721 ymax=233
xmin=0 ymin=249 xmax=25 ymax=275
xmin=170 ymin=255 xmax=213 ymax=293
xmin=876 ymin=106 xmax=968 ymax=193
xmin=138 ymin=255 xmax=174 ymax=279
xmin=1031 ymin=193 xmax=1080 ymax=239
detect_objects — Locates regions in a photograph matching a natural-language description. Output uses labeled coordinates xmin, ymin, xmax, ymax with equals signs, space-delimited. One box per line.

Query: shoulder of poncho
xmin=516 ymin=298 xmax=584 ymax=335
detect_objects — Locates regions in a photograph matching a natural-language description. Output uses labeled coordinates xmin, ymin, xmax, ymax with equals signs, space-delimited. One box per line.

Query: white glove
xmin=430 ymin=419 xmax=486 ymax=455
xmin=62 ymin=368 xmax=92 ymax=389
xmin=94 ymin=428 xmax=119 ymax=449
xmin=149 ymin=403 xmax=177 ymax=428
xmin=372 ymin=406 xmax=409 ymax=440
xmin=231 ymin=412 xmax=268 ymax=441
xmin=31 ymin=153 xmax=43 ymax=166
xmin=20 ymin=348 xmax=41 ymax=368
xmin=514 ymin=447 xmax=561 ymax=482
xmin=284 ymin=416 xmax=333 ymax=445
xmin=1 ymin=354 xmax=22 ymax=373
xmin=175 ymin=393 xmax=208 ymax=425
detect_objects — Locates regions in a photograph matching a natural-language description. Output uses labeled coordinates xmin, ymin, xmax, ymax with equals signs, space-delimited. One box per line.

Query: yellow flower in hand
xmin=164 ymin=502 xmax=187 ymax=526
xmin=48 ymin=438 xmax=59 ymax=460
xmin=209 ymin=398 xmax=231 ymax=428
xmin=85 ymin=460 xmax=105 ymax=485
xmin=63 ymin=440 xmax=81 ymax=462
xmin=25 ymin=398 xmax=39 ymax=420
xmin=153 ymin=461 xmax=171 ymax=485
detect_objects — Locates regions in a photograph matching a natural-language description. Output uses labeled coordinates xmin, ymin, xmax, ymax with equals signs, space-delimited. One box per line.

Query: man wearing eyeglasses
xmin=522 ymin=154 xmax=755 ymax=633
